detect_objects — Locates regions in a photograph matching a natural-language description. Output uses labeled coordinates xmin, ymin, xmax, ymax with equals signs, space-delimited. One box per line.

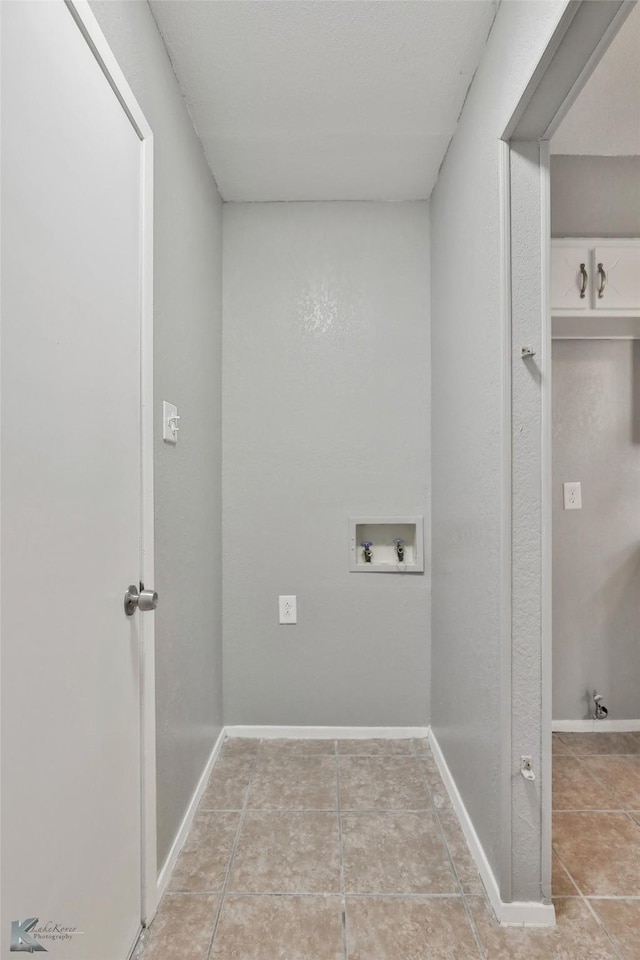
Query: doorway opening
xmin=548 ymin=4 xmax=640 ymax=904
xmin=503 ymin=0 xmax=638 ymax=921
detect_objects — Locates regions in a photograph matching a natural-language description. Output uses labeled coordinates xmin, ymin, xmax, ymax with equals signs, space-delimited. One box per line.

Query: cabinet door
xmin=594 ymin=245 xmax=640 ymax=310
xmin=551 ymin=245 xmax=591 ymax=311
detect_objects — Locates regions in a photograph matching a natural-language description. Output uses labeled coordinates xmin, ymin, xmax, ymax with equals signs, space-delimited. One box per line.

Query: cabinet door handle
xmin=579 ymin=263 xmax=588 ymax=299
xmin=597 ymin=262 xmax=607 ymax=299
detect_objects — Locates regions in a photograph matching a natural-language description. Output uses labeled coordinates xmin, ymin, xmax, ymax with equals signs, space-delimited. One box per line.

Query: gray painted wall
xmin=430 ymin=0 xmax=568 ymax=900
xmin=552 ymin=340 xmax=640 ymax=720
xmin=551 ymin=156 xmax=640 ymax=237
xmin=222 ymin=201 xmax=430 ymax=726
xmin=90 ymin=1 xmax=224 ymax=870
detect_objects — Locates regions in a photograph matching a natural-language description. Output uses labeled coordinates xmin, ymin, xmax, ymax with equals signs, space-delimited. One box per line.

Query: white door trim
xmin=539 ymin=137 xmax=553 ymax=906
xmin=497 ymin=138 xmax=513 ymax=905
xmin=63 ymin=0 xmax=157 ymax=926
xmin=499 ymin=0 xmax=634 ymax=916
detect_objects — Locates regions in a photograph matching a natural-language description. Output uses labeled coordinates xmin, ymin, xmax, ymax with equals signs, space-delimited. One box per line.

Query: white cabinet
xmin=551 ymin=239 xmax=640 ymax=316
xmin=593 ymin=245 xmax=640 ymax=310
xmin=551 ymin=244 xmax=591 ymax=312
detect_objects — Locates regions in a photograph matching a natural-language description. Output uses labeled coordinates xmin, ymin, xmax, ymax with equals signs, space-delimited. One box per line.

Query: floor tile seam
xmin=344 ymin=892 xmax=467 ymax=900
xmin=579 ymin=893 xmax=627 ymax=960
xmin=206 ymin=806 xmax=438 ymax=813
xmin=232 ymin=808 xmax=342 ymax=816
xmin=551 ymin=849 xmax=579 ymax=897
xmin=553 ymin=808 xmax=635 ymax=816
xmin=551 ymin=847 xmax=586 ymax=891
xmin=256 ymin=740 xmax=338 ymax=759
xmin=413 ymin=745 xmax=487 ymax=960
xmin=204 ymin=747 xmax=261 ymax=960
xmin=254 ymin=757 xmax=340 ymax=763
xmin=255 ymin=754 xmax=339 ymax=761
xmin=334 ymin=748 xmax=348 ymax=960
xmin=337 ymin=753 xmax=414 ymax=757
xmin=584 ymin=895 xmax=640 ymax=901
xmin=552 ymin=844 xmax=626 ymax=960
xmin=571 ymin=756 xmax=636 ymax=808
xmin=223 ymin=885 xmax=342 ymax=896
xmin=341 ymin=806 xmax=434 ymax=813
xmin=211 ymin=891 xmax=470 ymax=900
xmin=337 ymin=755 xmax=423 ymax=762
xmin=163 ymin=887 xmax=226 ymax=896
xmin=161 ymin=891 xmax=222 ymax=897
xmin=343 ymin=886 xmax=463 ymax=897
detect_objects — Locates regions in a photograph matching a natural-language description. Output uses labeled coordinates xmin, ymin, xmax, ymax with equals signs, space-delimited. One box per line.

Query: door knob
xmin=124 ymin=584 xmax=158 ymax=617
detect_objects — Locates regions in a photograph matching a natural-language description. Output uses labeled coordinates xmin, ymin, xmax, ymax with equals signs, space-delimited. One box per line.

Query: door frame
xmin=498 ymin=0 xmax=635 ymax=909
xmin=44 ymin=0 xmax=157 ymax=926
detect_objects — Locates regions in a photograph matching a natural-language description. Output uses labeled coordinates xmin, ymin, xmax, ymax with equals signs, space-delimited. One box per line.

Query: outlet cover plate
xmin=563 ymin=481 xmax=582 ymax=510
xmin=279 ymin=595 xmax=297 ymax=624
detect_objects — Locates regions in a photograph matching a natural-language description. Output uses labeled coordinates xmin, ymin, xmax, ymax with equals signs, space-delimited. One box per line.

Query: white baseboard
xmin=224 ymin=725 xmax=430 ymax=740
xmin=428 ymin=730 xmax=556 ymax=928
xmin=553 ymin=719 xmax=640 ymax=733
xmin=156 ymin=727 xmax=226 ymax=901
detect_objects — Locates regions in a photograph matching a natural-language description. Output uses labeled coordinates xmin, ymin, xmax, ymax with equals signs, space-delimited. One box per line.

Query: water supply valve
xmin=593 ymin=692 xmax=608 ymax=720
xmin=360 ymin=541 xmax=373 ymax=563
xmin=393 ymin=538 xmax=406 ymax=562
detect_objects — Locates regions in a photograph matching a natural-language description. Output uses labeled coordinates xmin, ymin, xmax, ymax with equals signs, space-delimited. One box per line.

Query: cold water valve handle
xmin=360 ymin=541 xmax=373 ymax=563
xmin=393 ymin=538 xmax=405 ymax=562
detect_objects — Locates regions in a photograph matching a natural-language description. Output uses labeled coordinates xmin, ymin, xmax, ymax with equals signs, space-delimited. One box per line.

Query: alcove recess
xmin=349 ymin=517 xmax=424 ymax=573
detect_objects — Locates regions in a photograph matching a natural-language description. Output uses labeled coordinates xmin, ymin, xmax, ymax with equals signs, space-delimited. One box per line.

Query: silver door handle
xmin=124 ymin=584 xmax=158 ymax=617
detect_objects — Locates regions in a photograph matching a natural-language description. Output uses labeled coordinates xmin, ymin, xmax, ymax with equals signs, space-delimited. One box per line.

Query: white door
xmin=1 ymin=3 xmax=151 ymax=958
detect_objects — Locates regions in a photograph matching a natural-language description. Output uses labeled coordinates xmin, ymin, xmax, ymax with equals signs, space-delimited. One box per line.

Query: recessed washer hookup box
xmin=348 ymin=517 xmax=424 ymax=573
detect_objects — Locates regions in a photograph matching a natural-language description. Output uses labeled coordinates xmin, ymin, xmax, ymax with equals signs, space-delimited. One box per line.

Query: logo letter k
xmin=10 ymin=918 xmax=47 ymax=953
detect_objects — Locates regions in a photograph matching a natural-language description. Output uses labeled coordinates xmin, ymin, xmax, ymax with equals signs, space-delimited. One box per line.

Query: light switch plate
xmin=163 ymin=401 xmax=179 ymax=443
xmin=563 ymin=481 xmax=582 ymax=510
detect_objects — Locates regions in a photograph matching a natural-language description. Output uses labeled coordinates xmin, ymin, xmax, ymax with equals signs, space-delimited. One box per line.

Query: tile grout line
xmin=165 ymin=890 xmax=484 ymax=901
xmin=552 ymin=847 xmax=626 ymax=960
xmin=566 ymin=752 xmax=633 ymax=810
xmin=576 ymin=759 xmax=640 ymax=824
xmin=200 ymin=806 xmax=434 ymax=814
xmin=171 ymin=890 xmax=492 ymax=900
xmin=553 ymin=735 xmax=638 ymax=957
xmin=411 ymin=739 xmax=487 ymax=960
xmin=555 ymin=808 xmax=631 ymax=814
xmin=554 ymin=744 xmax=637 ymax=960
xmin=553 ymin=894 xmax=640 ymax=902
xmin=203 ymin=741 xmax=262 ymax=960
xmin=335 ymin=743 xmax=349 ymax=960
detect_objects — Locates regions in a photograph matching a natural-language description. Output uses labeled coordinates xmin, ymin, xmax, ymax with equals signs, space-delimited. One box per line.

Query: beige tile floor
xmin=551 ymin=731 xmax=640 ymax=960
xmin=137 ymin=734 xmax=640 ymax=959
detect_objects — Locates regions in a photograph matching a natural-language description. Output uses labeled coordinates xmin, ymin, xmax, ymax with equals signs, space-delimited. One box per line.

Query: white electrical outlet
xmin=278 ymin=595 xmax=297 ymax=624
xmin=563 ymin=481 xmax=582 ymax=510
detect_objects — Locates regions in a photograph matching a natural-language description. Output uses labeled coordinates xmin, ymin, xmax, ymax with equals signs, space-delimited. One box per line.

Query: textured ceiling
xmin=149 ymin=0 xmax=497 ymax=201
xmin=551 ymin=2 xmax=640 ymax=156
